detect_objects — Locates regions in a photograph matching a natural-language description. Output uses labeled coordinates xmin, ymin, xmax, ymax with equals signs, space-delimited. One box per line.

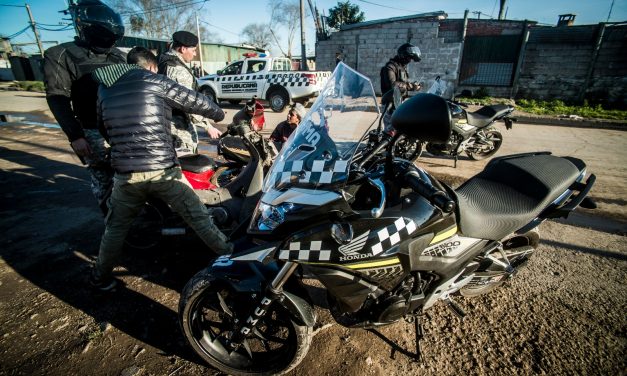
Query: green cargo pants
xmin=94 ymin=166 xmax=232 ymax=280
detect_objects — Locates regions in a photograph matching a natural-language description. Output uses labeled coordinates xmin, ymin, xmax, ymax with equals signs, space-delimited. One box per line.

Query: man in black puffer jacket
xmin=89 ymin=47 xmax=232 ymax=291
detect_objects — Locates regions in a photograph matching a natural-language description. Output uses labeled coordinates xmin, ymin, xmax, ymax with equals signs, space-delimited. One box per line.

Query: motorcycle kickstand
xmin=414 ymin=316 xmax=424 ymax=362
xmin=454 ymin=154 xmax=458 ymax=168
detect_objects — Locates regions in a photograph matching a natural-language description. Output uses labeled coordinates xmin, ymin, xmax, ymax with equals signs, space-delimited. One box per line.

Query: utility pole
xmin=25 ymin=4 xmax=44 ymax=57
xmin=498 ymin=0 xmax=507 ymax=20
xmin=300 ymin=0 xmax=308 ymax=70
xmin=195 ymin=13 xmax=204 ymax=75
xmin=472 ymin=11 xmax=483 ymax=19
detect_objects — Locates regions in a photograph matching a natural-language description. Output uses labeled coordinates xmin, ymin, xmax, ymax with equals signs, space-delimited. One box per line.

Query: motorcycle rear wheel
xmin=466 ymin=126 xmax=502 ymax=160
xmin=124 ymin=200 xmax=166 ymax=250
xmin=179 ymin=269 xmax=312 ymax=375
xmin=460 ymin=229 xmax=539 ymax=297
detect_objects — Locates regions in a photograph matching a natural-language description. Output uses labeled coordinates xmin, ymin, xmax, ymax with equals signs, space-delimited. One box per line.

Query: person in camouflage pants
xmin=158 ymin=31 xmax=222 ymax=154
xmin=43 ymin=1 xmax=126 ymax=213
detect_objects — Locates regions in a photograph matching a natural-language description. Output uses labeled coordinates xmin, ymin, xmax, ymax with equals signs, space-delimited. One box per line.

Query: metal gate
xmin=459 ymin=35 xmax=522 ymax=86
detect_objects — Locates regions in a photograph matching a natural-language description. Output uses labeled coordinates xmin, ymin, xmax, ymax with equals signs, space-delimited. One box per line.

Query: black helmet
xmin=72 ymin=0 xmax=124 ymax=49
xmin=397 ymin=43 xmax=421 ymax=63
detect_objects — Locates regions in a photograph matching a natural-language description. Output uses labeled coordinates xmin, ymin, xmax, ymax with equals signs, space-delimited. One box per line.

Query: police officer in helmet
xmin=43 ymin=0 xmax=126 ymax=213
xmin=380 ymin=43 xmax=422 ymax=105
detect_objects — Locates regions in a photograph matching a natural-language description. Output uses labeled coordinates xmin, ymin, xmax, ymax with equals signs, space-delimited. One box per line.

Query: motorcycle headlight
xmin=254 ymin=202 xmax=301 ymax=231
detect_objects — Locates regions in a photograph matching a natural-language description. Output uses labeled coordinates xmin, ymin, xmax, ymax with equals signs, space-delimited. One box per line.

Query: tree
xmin=241 ymin=23 xmax=273 ymax=50
xmin=327 ymin=1 xmax=365 ymax=30
xmin=268 ymin=0 xmax=304 ymax=58
xmin=107 ymin=0 xmax=222 ymax=42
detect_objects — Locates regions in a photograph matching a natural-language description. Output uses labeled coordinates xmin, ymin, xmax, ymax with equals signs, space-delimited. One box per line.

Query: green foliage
xmin=327 ymin=1 xmax=365 ymax=30
xmin=516 ymin=99 xmax=627 ymax=120
xmin=12 ymin=81 xmax=45 ymax=92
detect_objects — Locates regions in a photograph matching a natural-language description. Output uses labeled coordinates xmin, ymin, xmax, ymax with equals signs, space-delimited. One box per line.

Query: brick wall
xmin=316 ymin=18 xmax=462 ymax=95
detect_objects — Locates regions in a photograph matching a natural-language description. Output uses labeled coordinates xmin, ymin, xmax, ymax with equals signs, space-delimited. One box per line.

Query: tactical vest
xmin=65 ymin=43 xmax=125 ymax=128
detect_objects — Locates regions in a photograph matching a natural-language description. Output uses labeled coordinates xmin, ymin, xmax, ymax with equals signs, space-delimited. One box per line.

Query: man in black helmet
xmin=43 ymin=0 xmax=126 ymax=213
xmin=380 ymin=43 xmax=422 ymax=103
xmin=380 ymin=43 xmax=422 ymax=132
xmin=158 ymin=30 xmax=222 ymax=154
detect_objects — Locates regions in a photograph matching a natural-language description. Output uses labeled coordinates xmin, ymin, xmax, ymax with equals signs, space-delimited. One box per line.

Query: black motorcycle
xmin=422 ymin=77 xmax=516 ymax=166
xmin=178 ymin=64 xmax=595 ymax=375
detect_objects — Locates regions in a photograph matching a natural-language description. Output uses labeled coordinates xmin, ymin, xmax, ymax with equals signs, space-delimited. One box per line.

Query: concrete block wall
xmin=517 ymin=43 xmax=594 ymax=101
xmin=316 ymin=19 xmax=462 ymax=95
xmin=315 ymin=19 xmax=626 ymax=106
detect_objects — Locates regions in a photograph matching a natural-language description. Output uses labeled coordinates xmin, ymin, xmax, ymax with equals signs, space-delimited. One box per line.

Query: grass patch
xmin=456 ymin=96 xmax=627 ymax=121
xmin=515 ymin=99 xmax=627 ymax=121
xmin=11 ymin=81 xmax=45 ymax=92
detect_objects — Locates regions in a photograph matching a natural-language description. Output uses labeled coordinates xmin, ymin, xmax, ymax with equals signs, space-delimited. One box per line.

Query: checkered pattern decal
xmin=370 ymin=218 xmax=417 ymax=256
xmin=279 ymin=217 xmax=418 ymax=263
xmin=272 ymin=159 xmax=348 ymax=187
xmin=279 ymin=241 xmax=331 ymax=262
xmin=205 ymin=72 xmax=331 ymax=87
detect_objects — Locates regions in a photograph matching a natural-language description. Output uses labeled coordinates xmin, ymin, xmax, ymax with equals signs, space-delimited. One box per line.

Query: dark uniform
xmin=43 ymin=0 xmax=126 ymax=211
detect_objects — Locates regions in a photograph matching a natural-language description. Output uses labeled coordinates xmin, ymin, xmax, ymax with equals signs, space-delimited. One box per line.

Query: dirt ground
xmin=0 ymin=91 xmax=625 ymax=376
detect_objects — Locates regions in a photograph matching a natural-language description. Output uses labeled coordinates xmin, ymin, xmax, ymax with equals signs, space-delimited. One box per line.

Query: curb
xmin=514 ymin=115 xmax=627 ymax=131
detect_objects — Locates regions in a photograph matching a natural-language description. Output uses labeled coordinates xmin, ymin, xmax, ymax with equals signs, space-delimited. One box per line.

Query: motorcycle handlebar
xmin=404 ymin=171 xmax=456 ymax=213
xmin=358 ymin=133 xmax=392 ymax=169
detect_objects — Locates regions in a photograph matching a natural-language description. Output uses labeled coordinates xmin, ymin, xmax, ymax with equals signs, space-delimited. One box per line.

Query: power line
xmin=200 ymin=20 xmax=239 ymax=36
xmin=0 ymin=3 xmax=24 ymax=7
xmin=355 ymin=0 xmax=420 ymax=13
xmin=120 ymin=0 xmax=207 ymax=17
xmin=3 ymin=25 xmax=30 ymax=39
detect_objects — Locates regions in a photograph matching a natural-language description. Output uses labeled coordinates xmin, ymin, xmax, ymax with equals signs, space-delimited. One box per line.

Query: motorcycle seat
xmin=454 ymin=154 xmax=583 ymax=240
xmin=178 ymin=154 xmax=217 ymax=174
xmin=466 ymin=104 xmax=512 ymax=128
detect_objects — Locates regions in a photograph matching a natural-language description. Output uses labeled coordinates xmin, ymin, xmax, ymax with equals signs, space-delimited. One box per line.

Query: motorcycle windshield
xmin=262 ymin=63 xmax=380 ymax=192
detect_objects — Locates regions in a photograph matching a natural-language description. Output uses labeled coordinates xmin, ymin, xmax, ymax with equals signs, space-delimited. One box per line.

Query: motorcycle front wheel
xmin=179 ymin=269 xmax=312 ymax=375
xmin=466 ymin=126 xmax=503 ymax=160
xmin=393 ymin=135 xmax=423 ymax=161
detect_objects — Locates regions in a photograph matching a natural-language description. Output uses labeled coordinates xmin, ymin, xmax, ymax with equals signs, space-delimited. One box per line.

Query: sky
xmin=1 ymin=0 xmax=626 ymax=56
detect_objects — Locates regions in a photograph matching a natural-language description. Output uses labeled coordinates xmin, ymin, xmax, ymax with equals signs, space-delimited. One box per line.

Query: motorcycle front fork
xmin=228 ymin=261 xmax=299 ymax=348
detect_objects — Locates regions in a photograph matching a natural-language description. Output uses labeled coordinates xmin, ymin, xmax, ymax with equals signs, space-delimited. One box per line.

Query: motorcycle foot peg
xmin=444 ymin=297 xmax=466 ymax=319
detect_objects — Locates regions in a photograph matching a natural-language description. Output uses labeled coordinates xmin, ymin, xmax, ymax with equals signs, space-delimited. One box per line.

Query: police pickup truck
xmin=197 ymin=53 xmax=331 ymax=112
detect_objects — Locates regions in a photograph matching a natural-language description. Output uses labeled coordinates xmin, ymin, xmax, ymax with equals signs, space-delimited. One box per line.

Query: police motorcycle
xmin=178 ymin=63 xmax=596 ymax=375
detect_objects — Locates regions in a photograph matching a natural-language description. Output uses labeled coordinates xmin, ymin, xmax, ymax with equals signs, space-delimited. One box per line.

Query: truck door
xmin=219 ymin=61 xmax=243 ymax=99
xmin=244 ymin=59 xmax=267 ymax=98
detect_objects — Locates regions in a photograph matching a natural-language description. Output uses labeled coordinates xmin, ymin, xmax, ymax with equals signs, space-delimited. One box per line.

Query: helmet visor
xmin=406 ymin=46 xmax=421 ymax=62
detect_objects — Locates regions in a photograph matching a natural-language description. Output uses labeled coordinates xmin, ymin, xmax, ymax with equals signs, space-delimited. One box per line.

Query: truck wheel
xmin=269 ymin=89 xmax=289 ymax=112
xmin=200 ymin=86 xmax=217 ymax=104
